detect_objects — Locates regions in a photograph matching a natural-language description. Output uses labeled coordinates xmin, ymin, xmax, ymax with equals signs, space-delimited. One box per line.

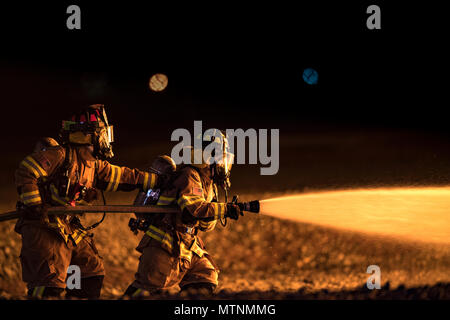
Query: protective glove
xmin=82 ymin=188 xmax=98 ymax=203
xmin=226 ymin=203 xmax=243 ymax=220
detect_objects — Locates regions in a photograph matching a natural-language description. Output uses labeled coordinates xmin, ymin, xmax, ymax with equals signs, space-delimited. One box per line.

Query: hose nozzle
xmin=231 ymin=195 xmax=260 ymax=214
xmin=239 ymin=200 xmax=260 ymax=213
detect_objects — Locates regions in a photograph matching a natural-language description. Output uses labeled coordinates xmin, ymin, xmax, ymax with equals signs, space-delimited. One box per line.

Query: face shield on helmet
xmin=207 ymin=131 xmax=234 ymax=190
xmin=92 ymin=104 xmax=114 ymax=159
xmin=214 ymin=141 xmax=233 ymax=178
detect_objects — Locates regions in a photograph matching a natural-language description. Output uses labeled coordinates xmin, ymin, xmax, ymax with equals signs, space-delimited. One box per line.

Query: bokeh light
xmin=303 ymin=68 xmax=318 ymax=85
xmin=149 ymin=73 xmax=168 ymax=92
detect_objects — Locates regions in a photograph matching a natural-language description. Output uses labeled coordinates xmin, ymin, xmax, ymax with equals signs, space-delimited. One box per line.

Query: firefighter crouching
xmin=15 ymin=104 xmax=166 ymax=299
xmin=124 ymin=131 xmax=242 ymax=298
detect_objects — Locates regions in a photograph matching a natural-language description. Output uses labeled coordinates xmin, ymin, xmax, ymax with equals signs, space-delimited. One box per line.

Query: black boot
xmin=180 ymin=282 xmax=216 ymax=297
xmin=65 ymin=275 xmax=104 ymax=299
xmin=28 ymin=286 xmax=65 ymax=299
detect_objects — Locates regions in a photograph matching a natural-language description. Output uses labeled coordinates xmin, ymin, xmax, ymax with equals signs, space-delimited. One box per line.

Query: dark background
xmin=1 ymin=2 xmax=445 ymax=133
xmin=0 ymin=1 xmax=448 ymax=195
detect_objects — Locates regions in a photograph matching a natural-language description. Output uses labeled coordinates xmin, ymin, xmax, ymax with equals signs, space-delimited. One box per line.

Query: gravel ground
xmin=1 ymin=193 xmax=449 ymax=300
xmin=2 ymin=130 xmax=450 ymax=299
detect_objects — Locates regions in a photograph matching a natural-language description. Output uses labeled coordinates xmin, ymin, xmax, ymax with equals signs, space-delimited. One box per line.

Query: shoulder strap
xmin=61 ymin=145 xmax=73 ymax=171
xmin=41 ymin=146 xmax=71 ymax=185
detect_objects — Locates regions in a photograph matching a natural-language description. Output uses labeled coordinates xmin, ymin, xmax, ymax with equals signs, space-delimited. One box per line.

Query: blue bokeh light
xmin=303 ymin=68 xmax=318 ymax=85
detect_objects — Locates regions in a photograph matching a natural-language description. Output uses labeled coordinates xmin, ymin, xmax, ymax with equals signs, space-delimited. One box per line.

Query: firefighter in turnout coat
xmin=124 ymin=131 xmax=242 ymax=297
xmin=15 ymin=104 xmax=164 ymax=299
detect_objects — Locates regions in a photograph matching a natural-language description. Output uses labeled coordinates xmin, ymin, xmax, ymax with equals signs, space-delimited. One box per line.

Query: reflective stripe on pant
xmin=32 ymin=286 xmax=45 ymax=299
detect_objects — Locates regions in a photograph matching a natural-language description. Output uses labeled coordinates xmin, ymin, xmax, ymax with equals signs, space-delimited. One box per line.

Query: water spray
xmin=258 ymin=187 xmax=450 ymax=244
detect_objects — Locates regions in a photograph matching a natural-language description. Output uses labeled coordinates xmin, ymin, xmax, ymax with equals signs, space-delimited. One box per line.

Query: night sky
xmin=0 ymin=2 xmax=447 ymax=144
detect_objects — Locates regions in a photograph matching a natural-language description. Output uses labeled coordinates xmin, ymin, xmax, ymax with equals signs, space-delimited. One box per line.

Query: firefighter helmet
xmin=188 ymin=130 xmax=234 ymax=190
xmin=34 ymin=137 xmax=59 ymax=153
xmin=60 ymin=104 xmax=114 ymax=159
xmin=149 ymin=155 xmax=177 ymax=176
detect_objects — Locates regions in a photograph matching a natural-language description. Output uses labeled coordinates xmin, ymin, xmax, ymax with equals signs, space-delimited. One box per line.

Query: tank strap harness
xmin=44 ymin=146 xmax=105 ymax=244
xmin=133 ymin=166 xmax=209 ymax=262
xmin=71 ymin=157 xmax=106 ymax=232
xmin=144 ymin=190 xmax=208 ymax=263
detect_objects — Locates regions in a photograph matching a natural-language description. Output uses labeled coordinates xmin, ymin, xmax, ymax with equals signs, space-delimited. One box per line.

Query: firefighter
xmin=123 ymin=130 xmax=242 ymax=298
xmin=15 ymin=104 xmax=165 ymax=299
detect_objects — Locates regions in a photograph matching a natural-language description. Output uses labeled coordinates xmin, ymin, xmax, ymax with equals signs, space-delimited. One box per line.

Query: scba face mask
xmin=94 ymin=125 xmax=114 ymax=159
xmin=214 ymin=149 xmax=234 ymax=188
xmin=204 ymin=131 xmax=234 ymax=190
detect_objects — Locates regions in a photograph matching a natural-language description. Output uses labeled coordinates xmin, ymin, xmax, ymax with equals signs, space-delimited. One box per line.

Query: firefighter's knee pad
xmin=28 ymin=286 xmax=65 ymax=299
xmin=65 ymin=275 xmax=104 ymax=299
xmin=180 ymin=282 xmax=217 ymax=295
